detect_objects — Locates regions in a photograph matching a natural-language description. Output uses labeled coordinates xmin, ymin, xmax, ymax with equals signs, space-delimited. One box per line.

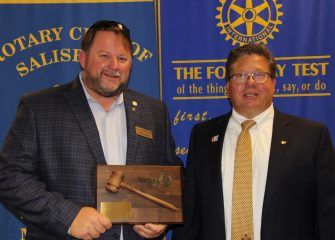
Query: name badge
xmin=135 ymin=126 xmax=153 ymax=140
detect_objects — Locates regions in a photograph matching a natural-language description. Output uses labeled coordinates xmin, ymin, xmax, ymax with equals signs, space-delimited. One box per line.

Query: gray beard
xmin=83 ymin=71 xmax=128 ymax=98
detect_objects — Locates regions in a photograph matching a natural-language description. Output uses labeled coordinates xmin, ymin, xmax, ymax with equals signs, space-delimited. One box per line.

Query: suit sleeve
xmin=162 ymin=102 xmax=183 ymax=166
xmin=315 ymin=125 xmax=335 ymax=239
xmin=0 ymin=96 xmax=81 ymax=238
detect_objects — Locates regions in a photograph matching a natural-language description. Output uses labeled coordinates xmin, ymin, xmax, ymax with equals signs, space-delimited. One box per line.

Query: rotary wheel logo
xmin=216 ymin=0 xmax=283 ymax=46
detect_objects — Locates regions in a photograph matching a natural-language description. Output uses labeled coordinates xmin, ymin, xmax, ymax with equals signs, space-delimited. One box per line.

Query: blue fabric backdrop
xmin=1 ymin=0 xmax=335 ymax=239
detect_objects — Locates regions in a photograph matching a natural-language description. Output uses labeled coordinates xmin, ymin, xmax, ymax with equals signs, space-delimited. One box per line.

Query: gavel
xmin=106 ymin=170 xmax=178 ymax=211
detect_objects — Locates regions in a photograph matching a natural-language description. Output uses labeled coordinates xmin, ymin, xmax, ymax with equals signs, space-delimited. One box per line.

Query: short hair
xmin=81 ymin=20 xmax=132 ymax=54
xmin=225 ymin=43 xmax=276 ymax=80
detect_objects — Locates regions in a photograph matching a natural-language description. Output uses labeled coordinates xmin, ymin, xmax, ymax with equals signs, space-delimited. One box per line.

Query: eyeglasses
xmin=228 ymin=72 xmax=271 ymax=84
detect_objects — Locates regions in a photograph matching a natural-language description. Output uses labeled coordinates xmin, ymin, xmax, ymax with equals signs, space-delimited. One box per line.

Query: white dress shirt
xmin=222 ymin=104 xmax=274 ymax=240
xmin=80 ymin=72 xmax=127 ymax=239
xmin=79 ymin=73 xmax=127 ymax=165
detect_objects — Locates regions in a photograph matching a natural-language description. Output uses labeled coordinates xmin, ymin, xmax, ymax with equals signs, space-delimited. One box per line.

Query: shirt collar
xmin=231 ymin=103 xmax=274 ymax=128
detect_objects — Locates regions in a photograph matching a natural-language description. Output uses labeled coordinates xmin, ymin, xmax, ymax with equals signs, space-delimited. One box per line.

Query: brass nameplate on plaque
xmin=96 ymin=165 xmax=183 ymax=224
xmin=100 ymin=202 xmax=131 ymax=222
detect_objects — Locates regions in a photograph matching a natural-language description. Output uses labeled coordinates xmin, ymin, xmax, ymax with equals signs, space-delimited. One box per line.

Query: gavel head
xmin=106 ymin=170 xmax=124 ymax=193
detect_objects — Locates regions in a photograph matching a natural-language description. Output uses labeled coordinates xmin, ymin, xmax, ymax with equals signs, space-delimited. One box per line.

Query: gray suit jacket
xmin=172 ymin=109 xmax=335 ymax=240
xmin=0 ymin=77 xmax=181 ymax=240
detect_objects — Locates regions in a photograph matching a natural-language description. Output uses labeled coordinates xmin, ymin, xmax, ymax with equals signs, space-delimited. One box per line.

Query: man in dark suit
xmin=172 ymin=43 xmax=335 ymax=240
xmin=0 ymin=20 xmax=181 ymax=240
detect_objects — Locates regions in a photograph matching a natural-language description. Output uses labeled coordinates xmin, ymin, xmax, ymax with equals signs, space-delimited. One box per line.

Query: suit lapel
xmin=63 ymin=77 xmax=106 ymax=164
xmin=262 ymin=110 xmax=291 ymax=217
xmin=209 ymin=115 xmax=230 ymax=232
xmin=123 ymin=90 xmax=139 ymax=164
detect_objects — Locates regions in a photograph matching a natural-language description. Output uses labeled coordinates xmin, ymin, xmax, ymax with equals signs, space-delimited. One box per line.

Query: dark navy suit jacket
xmin=0 ymin=77 xmax=181 ymax=240
xmin=173 ymin=110 xmax=335 ymax=240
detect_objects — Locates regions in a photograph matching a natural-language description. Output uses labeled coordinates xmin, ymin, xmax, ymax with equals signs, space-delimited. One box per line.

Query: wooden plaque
xmin=96 ymin=165 xmax=183 ymax=224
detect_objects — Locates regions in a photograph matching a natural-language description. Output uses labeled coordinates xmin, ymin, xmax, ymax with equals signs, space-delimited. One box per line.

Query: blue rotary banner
xmin=0 ymin=1 xmax=159 ymax=239
xmin=159 ymin=0 xmax=335 ymax=167
xmin=1 ymin=0 xmax=335 ymax=239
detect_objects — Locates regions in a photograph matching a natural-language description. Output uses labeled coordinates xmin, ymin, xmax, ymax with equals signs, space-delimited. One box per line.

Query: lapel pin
xmin=132 ymin=101 xmax=137 ymax=112
xmin=211 ymin=135 xmax=219 ymax=142
xmin=281 ymin=140 xmax=287 ymax=144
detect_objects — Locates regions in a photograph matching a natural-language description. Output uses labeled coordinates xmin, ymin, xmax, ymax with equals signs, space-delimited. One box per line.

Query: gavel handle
xmin=120 ymin=182 xmax=178 ymax=211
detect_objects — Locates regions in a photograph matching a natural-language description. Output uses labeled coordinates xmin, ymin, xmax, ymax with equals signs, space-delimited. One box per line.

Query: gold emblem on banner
xmin=215 ymin=0 xmax=283 ymax=46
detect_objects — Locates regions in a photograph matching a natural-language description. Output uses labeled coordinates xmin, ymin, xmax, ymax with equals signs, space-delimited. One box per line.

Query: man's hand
xmin=133 ymin=223 xmax=167 ymax=238
xmin=69 ymin=207 xmax=112 ymax=240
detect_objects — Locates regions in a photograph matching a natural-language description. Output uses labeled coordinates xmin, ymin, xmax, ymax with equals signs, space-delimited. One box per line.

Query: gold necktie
xmin=232 ymin=120 xmax=256 ymax=240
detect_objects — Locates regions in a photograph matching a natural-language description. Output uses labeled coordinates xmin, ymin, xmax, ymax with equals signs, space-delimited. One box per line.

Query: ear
xmin=226 ymin=81 xmax=230 ymax=98
xmin=79 ymin=50 xmax=87 ymax=69
xmin=272 ymin=78 xmax=276 ymax=94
